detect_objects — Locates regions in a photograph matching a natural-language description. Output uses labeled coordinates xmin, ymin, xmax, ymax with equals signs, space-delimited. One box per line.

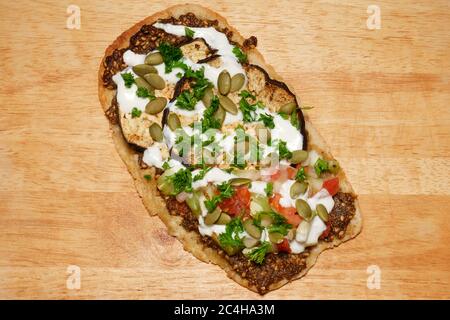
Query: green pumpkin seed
xmin=316 ymin=204 xmax=329 ymax=222
xmin=279 ymin=101 xmax=296 ymax=115
xmin=290 ymin=150 xmax=308 ymax=164
xmin=328 ymin=159 xmax=340 ymax=174
xmin=260 ymin=214 xmax=273 ymax=227
xmin=290 ymin=181 xmax=308 ymax=198
xmin=145 ymin=97 xmax=167 ymax=115
xmin=145 ymin=52 xmax=163 ymax=65
xmin=218 ymin=70 xmax=231 ymax=95
xmin=156 ymin=172 xmax=175 ymax=195
xmin=149 ymin=123 xmax=163 ymax=142
xmin=229 ymin=177 xmax=252 ymax=186
xmin=216 ymin=212 xmax=231 ymax=225
xmin=243 ymin=237 xmax=259 ymax=248
xmin=243 ymin=219 xmax=262 ymax=239
xmin=204 ymin=207 xmax=221 ymax=225
xmin=213 ymin=105 xmax=226 ymax=126
xmin=186 ymin=193 xmax=201 ymax=217
xmin=295 ymin=199 xmax=312 ymax=220
xmin=132 ymin=64 xmax=157 ymax=77
xmin=202 ymin=87 xmax=213 ymax=107
xmin=218 ymin=95 xmax=238 ymax=115
xmin=167 ymin=113 xmax=181 ymax=131
xmin=255 ymin=123 xmax=271 ymax=143
xmin=230 ymin=73 xmax=245 ymax=92
xmin=135 ymin=77 xmax=154 ymax=92
xmin=268 ymin=232 xmax=284 ymax=244
xmin=144 ymin=73 xmax=165 ymax=90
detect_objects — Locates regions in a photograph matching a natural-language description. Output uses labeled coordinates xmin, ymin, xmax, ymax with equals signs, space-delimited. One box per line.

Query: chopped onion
xmin=176 ymin=192 xmax=189 ymax=202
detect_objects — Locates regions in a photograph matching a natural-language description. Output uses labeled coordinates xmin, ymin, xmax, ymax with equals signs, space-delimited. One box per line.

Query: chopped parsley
xmin=278 ymin=140 xmax=292 ymax=160
xmin=218 ymin=217 xmax=244 ymax=249
xmin=157 ymin=42 xmax=183 ymax=73
xmin=277 ymin=112 xmax=289 ymax=120
xmin=162 ymin=161 xmax=171 ymax=170
xmin=193 ymin=166 xmax=212 ymax=182
xmin=131 ymin=107 xmax=142 ymax=118
xmin=294 ymin=167 xmax=307 ymax=182
xmin=258 ymin=113 xmax=275 ymax=129
xmin=143 ymin=174 xmax=152 ymax=181
xmin=264 ymin=182 xmax=273 ymax=197
xmin=136 ymin=87 xmax=155 ymax=99
xmin=200 ymin=96 xmax=221 ymax=132
xmin=232 ymin=46 xmax=248 ymax=64
xmin=245 ymin=241 xmax=271 ymax=264
xmin=238 ymin=90 xmax=255 ymax=100
xmin=176 ymin=90 xmax=197 ymax=110
xmin=204 ymin=181 xmax=235 ymax=212
xmin=239 ymin=95 xmax=257 ymax=122
xmin=168 ymin=168 xmax=192 ymax=194
xmin=121 ymin=72 xmax=135 ymax=88
xmin=185 ymin=27 xmax=195 ymax=38
xmin=314 ymin=158 xmax=329 ymax=176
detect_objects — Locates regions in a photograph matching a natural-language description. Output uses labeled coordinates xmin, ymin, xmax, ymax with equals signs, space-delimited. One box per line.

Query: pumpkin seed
xmin=229 ymin=177 xmax=252 ymax=186
xmin=135 ymin=77 xmax=154 ymax=92
xmin=132 ymin=64 xmax=157 ymax=77
xmin=279 ymin=101 xmax=296 ymax=115
xmin=328 ymin=159 xmax=340 ymax=174
xmin=316 ymin=204 xmax=329 ymax=222
xmin=144 ymin=73 xmax=165 ymax=90
xmin=202 ymin=87 xmax=213 ymax=107
xmin=216 ymin=212 xmax=231 ymax=225
xmin=145 ymin=97 xmax=167 ymax=115
xmin=290 ymin=181 xmax=308 ymax=198
xmin=218 ymin=70 xmax=231 ymax=95
xmin=290 ymin=150 xmax=308 ymax=164
xmin=243 ymin=237 xmax=259 ymax=248
xmin=243 ymin=219 xmax=262 ymax=239
xmin=230 ymin=73 xmax=245 ymax=92
xmin=186 ymin=193 xmax=201 ymax=217
xmin=145 ymin=52 xmax=163 ymax=65
xmin=149 ymin=123 xmax=163 ymax=142
xmin=156 ymin=171 xmax=175 ymax=195
xmin=260 ymin=214 xmax=273 ymax=227
xmin=295 ymin=199 xmax=312 ymax=220
xmin=204 ymin=207 xmax=222 ymax=225
xmin=218 ymin=95 xmax=238 ymax=114
xmin=167 ymin=113 xmax=181 ymax=131
xmin=213 ymin=105 xmax=226 ymax=125
xmin=268 ymin=232 xmax=284 ymax=244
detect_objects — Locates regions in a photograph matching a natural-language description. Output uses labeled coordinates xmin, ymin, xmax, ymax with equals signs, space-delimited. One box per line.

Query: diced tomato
xmin=269 ymin=193 xmax=302 ymax=227
xmin=323 ymin=177 xmax=339 ymax=196
xmin=319 ymin=222 xmax=331 ymax=240
xmin=276 ymin=238 xmax=291 ymax=253
xmin=218 ymin=186 xmax=251 ymax=217
xmin=270 ymin=166 xmax=297 ymax=181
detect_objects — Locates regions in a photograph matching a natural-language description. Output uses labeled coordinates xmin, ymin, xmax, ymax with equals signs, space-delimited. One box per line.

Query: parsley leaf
xmin=258 ymin=113 xmax=275 ymax=129
xmin=136 ymin=87 xmax=155 ymax=99
xmin=264 ymin=182 xmax=273 ymax=197
xmin=218 ymin=217 xmax=244 ymax=249
xmin=238 ymin=90 xmax=255 ymax=100
xmin=185 ymin=27 xmax=195 ymax=38
xmin=232 ymin=46 xmax=248 ymax=64
xmin=131 ymin=107 xmax=142 ymax=118
xmin=162 ymin=161 xmax=171 ymax=170
xmin=193 ymin=166 xmax=212 ymax=182
xmin=200 ymin=96 xmax=221 ymax=132
xmin=278 ymin=141 xmax=292 ymax=160
xmin=294 ymin=167 xmax=307 ymax=182
xmin=204 ymin=181 xmax=235 ymax=212
xmin=245 ymin=241 xmax=271 ymax=264
xmin=169 ymin=168 xmax=192 ymax=194
xmin=239 ymin=96 xmax=257 ymax=122
xmin=143 ymin=174 xmax=152 ymax=181
xmin=314 ymin=158 xmax=329 ymax=176
xmin=176 ymin=90 xmax=197 ymax=110
xmin=121 ymin=72 xmax=135 ymax=88
xmin=158 ymin=42 xmax=183 ymax=73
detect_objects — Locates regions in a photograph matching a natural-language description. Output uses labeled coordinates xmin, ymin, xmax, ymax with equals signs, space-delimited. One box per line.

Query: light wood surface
xmin=0 ymin=0 xmax=449 ymax=299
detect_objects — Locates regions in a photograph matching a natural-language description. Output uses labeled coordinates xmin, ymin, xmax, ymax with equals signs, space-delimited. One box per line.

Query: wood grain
xmin=0 ymin=0 xmax=449 ymax=299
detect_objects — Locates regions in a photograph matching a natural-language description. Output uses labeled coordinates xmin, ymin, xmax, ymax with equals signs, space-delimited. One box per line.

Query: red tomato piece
xmin=270 ymin=166 xmax=297 ymax=182
xmin=276 ymin=238 xmax=291 ymax=253
xmin=218 ymin=186 xmax=251 ymax=217
xmin=269 ymin=193 xmax=302 ymax=227
xmin=319 ymin=222 xmax=331 ymax=240
xmin=323 ymin=177 xmax=339 ymax=196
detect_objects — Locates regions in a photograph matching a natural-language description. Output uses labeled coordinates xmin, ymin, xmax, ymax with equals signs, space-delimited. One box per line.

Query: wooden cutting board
xmin=0 ymin=0 xmax=449 ymax=299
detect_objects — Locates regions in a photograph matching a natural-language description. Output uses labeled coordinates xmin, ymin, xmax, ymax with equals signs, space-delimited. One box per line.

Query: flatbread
xmin=98 ymin=4 xmax=362 ymax=294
